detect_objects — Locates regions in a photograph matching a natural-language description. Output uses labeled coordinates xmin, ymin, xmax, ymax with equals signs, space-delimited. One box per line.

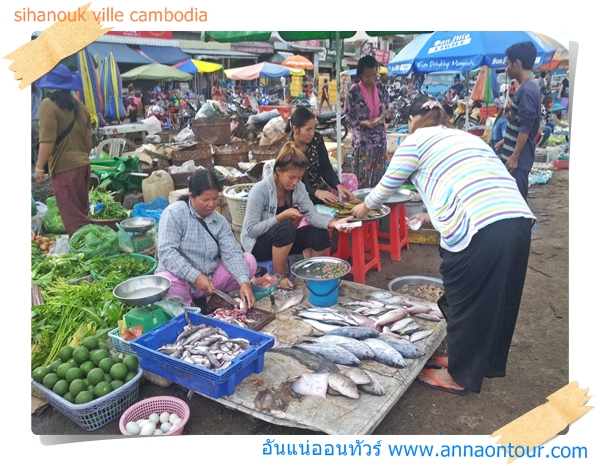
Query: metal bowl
xmin=113 ymin=275 xmax=172 ymax=307
xmin=119 ymin=217 xmax=156 ymax=233
xmin=388 ymin=275 xmax=444 ymax=292
xmin=353 ymin=188 xmax=414 ymax=205
xmin=291 ymin=257 xmax=351 ymax=281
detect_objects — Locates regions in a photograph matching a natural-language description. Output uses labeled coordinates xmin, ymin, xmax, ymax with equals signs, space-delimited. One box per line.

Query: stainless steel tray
xmin=291 ymin=257 xmax=351 ymax=281
xmin=349 ymin=204 xmax=390 ymax=223
xmin=353 ymin=188 xmax=415 ymax=205
xmin=113 ymin=275 xmax=171 ymax=307
xmin=119 ymin=217 xmax=156 ymax=233
xmin=388 ymin=275 xmax=444 ymax=292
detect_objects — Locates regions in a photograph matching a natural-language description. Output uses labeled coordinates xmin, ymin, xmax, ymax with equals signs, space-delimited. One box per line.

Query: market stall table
xmin=189 ymin=280 xmax=447 ymax=435
xmin=94 ymin=123 xmax=149 ymax=149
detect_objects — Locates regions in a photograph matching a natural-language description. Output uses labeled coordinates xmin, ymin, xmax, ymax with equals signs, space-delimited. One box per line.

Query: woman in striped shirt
xmin=351 ymin=95 xmax=537 ymax=395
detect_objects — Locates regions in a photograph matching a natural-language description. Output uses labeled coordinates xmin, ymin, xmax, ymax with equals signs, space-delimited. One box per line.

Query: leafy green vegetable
xmin=31 ymin=253 xmax=95 ymax=288
xmin=31 ymin=276 xmax=128 ymax=369
xmin=91 ymin=255 xmax=153 ymax=279
xmin=88 ymin=181 xmax=131 ymax=220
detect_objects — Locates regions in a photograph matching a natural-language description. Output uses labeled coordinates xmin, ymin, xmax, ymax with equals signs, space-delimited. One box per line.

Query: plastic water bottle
xmin=406 ymin=217 xmax=422 ymax=231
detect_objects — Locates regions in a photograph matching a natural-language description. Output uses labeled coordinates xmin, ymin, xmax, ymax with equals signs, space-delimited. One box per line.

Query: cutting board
xmin=246 ymin=306 xmax=275 ymax=331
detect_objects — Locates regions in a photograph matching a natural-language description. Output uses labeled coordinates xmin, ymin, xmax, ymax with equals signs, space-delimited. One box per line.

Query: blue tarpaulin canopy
xmin=86 ymin=43 xmax=153 ymax=65
xmin=139 ymin=46 xmax=191 ymax=65
xmin=388 ymin=31 xmax=555 ymax=76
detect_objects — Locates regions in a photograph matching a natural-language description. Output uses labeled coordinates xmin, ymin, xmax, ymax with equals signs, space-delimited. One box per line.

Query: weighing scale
xmin=119 ymin=217 xmax=155 ymax=253
xmin=113 ymin=275 xmax=176 ymax=334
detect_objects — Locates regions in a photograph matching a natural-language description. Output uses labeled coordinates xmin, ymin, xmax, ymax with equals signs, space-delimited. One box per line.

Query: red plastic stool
xmin=332 ymin=221 xmax=381 ymax=284
xmin=377 ymin=203 xmax=410 ymax=261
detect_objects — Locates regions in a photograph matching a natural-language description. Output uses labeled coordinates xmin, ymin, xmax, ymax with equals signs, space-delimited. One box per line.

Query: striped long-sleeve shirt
xmin=364 ymin=125 xmax=537 ymax=252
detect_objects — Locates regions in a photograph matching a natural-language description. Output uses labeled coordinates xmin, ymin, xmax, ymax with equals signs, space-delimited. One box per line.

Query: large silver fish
xmin=301 ymin=319 xmax=344 ymax=333
xmin=269 ymin=347 xmax=340 ymax=373
xmin=357 ymin=373 xmax=386 ymax=396
xmin=291 ymin=372 xmax=330 ymax=398
xmin=327 ymin=372 xmax=360 ymax=399
xmin=377 ymin=334 xmax=426 ymax=359
xmin=294 ymin=308 xmax=358 ymax=326
xmin=363 ymin=338 xmax=408 ymax=368
xmin=279 ymin=293 xmax=304 ymax=313
xmin=374 ymin=308 xmax=410 ymax=327
xmin=321 ymin=326 xmax=380 ymax=340
xmin=293 ymin=343 xmax=361 ymax=367
xmin=340 ymin=367 xmax=372 ymax=385
xmin=315 ymin=335 xmax=376 ymax=360
xmin=389 ymin=317 xmax=415 ymax=333
xmin=410 ymin=329 xmax=434 ymax=342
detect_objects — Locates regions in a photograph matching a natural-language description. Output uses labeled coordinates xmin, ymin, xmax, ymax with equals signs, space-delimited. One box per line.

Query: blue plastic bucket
xmin=306 ymin=278 xmax=341 ymax=307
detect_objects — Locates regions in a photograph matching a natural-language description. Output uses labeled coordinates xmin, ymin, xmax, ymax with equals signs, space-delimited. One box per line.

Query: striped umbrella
xmin=101 ymin=52 xmax=126 ymax=123
xmin=76 ymin=48 xmax=104 ymax=128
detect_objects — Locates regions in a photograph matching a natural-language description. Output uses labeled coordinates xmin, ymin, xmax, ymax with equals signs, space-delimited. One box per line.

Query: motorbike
xmin=389 ymin=96 xmax=412 ymax=128
xmin=294 ymin=100 xmax=348 ymax=141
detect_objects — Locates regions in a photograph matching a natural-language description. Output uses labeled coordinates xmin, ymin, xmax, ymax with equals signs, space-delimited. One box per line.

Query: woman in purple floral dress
xmin=345 ymin=55 xmax=393 ymax=188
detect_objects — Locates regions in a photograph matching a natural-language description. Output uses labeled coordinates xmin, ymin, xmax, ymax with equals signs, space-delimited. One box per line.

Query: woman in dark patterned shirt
xmin=345 ymin=55 xmax=393 ymax=188
xmin=288 ymin=106 xmax=357 ymax=205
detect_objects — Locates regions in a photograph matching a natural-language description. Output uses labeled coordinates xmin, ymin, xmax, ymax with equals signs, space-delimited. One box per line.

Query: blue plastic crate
xmin=109 ymin=306 xmax=201 ymax=355
xmin=130 ymin=312 xmax=274 ymax=398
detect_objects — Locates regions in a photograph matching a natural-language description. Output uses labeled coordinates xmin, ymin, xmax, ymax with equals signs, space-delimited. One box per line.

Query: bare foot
xmin=277 ymin=277 xmax=296 ymax=290
xmin=425 ymin=355 xmax=448 ymax=369
xmin=417 ymin=368 xmax=465 ymax=392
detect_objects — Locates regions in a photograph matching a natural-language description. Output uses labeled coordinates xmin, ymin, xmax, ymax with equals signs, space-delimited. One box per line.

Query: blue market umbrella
xmin=388 ymin=31 xmax=555 ymax=76
xmin=101 ymin=52 xmax=126 ymax=123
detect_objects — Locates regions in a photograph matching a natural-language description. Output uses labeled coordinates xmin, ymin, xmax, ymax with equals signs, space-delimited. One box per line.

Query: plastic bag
xmin=173 ymin=127 xmax=195 ymax=143
xmin=49 ymin=235 xmax=70 ymax=255
xmin=132 ymin=197 xmax=169 ymax=223
xmin=43 ymin=197 xmax=67 ymax=234
xmin=196 ymin=100 xmax=227 ymax=119
xmin=139 ymin=115 xmax=162 ymax=135
xmin=69 ymin=224 xmax=119 ymax=258
xmin=262 ymin=116 xmax=287 ymax=144
xmin=32 ymin=201 xmax=48 ymax=234
xmin=117 ymin=223 xmax=135 ymax=254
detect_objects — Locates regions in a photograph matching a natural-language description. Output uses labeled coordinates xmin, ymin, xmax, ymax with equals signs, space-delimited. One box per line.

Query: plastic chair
xmin=332 ymin=221 xmax=381 ymax=284
xmin=95 ymin=138 xmax=126 ymax=158
xmin=257 ymin=257 xmax=295 ymax=279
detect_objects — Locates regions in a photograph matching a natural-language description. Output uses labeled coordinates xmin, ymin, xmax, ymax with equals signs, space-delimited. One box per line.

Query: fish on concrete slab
xmin=410 ymin=329 xmax=434 ymax=342
xmin=327 ymin=372 xmax=360 ymax=399
xmin=320 ymin=326 xmax=380 ymax=340
xmin=293 ymin=343 xmax=362 ymax=367
xmin=269 ymin=347 xmax=340 ymax=373
xmin=314 ymin=335 xmax=376 ymax=360
xmin=340 ymin=367 xmax=372 ymax=385
xmin=291 ymin=372 xmax=330 ymax=398
xmin=377 ymin=334 xmax=426 ymax=358
xmin=357 ymin=372 xmax=386 ymax=396
xmin=363 ymin=338 xmax=408 ymax=368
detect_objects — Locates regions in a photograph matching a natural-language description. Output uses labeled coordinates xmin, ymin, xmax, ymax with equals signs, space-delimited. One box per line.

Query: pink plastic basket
xmin=119 ymin=396 xmax=190 ymax=436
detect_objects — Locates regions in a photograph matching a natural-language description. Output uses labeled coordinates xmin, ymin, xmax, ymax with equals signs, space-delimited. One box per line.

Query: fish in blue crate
xmin=155 ymin=311 xmax=252 ymax=371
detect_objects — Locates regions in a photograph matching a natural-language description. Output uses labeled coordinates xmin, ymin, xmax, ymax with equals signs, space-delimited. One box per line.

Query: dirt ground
xmin=31 ymin=167 xmax=569 ymax=436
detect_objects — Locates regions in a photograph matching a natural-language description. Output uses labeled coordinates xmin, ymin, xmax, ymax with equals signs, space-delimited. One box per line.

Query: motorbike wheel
xmin=327 ymin=122 xmax=349 ymax=142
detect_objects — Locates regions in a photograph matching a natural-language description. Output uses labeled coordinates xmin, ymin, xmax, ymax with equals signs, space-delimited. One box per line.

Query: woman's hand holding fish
xmin=239 ymin=282 xmax=255 ymax=310
xmin=350 ymin=203 xmax=370 ymax=219
xmin=195 ymin=273 xmax=215 ymax=294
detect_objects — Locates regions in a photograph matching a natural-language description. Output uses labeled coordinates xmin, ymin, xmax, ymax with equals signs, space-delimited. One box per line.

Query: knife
xmin=213 ymin=289 xmax=238 ymax=307
xmin=269 ymin=294 xmax=277 ymax=315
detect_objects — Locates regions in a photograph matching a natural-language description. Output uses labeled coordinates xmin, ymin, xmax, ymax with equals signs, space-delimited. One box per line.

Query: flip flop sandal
xmin=277 ymin=277 xmax=297 ymax=291
xmin=425 ymin=355 xmax=449 ymax=369
xmin=416 ymin=369 xmax=467 ymax=396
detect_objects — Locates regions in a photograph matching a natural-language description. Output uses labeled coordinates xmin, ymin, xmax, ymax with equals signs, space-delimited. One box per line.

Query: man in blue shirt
xmin=497 ymin=41 xmax=541 ymax=200
xmin=491 ymin=106 xmax=509 ymax=154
